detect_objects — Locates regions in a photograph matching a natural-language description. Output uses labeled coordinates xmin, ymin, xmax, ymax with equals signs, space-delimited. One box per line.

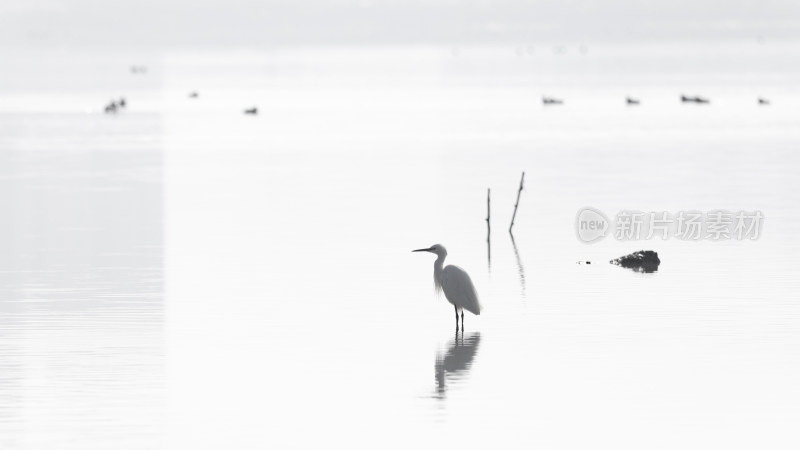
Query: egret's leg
xmin=461 ymin=311 xmax=465 ymax=331
xmin=454 ymin=305 xmax=460 ymax=328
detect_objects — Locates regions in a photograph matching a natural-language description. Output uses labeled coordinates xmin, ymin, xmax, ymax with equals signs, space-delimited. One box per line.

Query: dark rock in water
xmin=610 ymin=250 xmax=660 ymax=273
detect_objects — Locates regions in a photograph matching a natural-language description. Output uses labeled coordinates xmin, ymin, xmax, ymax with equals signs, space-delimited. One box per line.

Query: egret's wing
xmin=441 ymin=265 xmax=482 ymax=315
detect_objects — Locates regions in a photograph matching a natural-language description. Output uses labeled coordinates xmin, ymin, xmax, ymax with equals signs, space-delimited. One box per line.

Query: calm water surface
xmin=1 ymin=42 xmax=799 ymax=449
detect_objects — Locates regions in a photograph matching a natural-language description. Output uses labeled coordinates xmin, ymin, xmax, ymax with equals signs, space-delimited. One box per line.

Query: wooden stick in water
xmin=509 ymin=172 xmax=525 ymax=234
xmin=486 ymin=188 xmax=491 ymax=236
xmin=486 ymin=188 xmax=491 ymax=270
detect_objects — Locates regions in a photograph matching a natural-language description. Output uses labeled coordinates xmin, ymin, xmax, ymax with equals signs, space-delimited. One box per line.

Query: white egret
xmin=413 ymin=244 xmax=482 ymax=329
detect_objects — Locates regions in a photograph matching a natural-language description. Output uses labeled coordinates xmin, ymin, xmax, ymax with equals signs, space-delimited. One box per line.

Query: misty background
xmin=1 ymin=1 xmax=799 ymax=449
xmin=1 ymin=0 xmax=799 ymax=49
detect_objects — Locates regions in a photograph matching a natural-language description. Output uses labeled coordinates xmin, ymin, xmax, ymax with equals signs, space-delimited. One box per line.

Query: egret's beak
xmin=412 ymin=247 xmax=433 ymax=253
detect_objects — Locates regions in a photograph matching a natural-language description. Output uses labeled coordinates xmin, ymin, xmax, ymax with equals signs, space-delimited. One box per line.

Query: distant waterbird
xmin=244 ymin=107 xmax=258 ymax=115
xmin=626 ymin=96 xmax=640 ymax=105
xmin=758 ymin=97 xmax=770 ymax=105
xmin=542 ymin=96 xmax=563 ymax=105
xmin=104 ymin=101 xmax=118 ymax=114
xmin=681 ymin=94 xmax=709 ymax=104
xmin=413 ymin=244 xmax=482 ymax=330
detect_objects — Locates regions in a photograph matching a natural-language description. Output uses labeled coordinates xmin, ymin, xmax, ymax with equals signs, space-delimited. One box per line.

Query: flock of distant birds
xmin=103 ymin=88 xmax=258 ymax=115
xmin=103 ymin=92 xmax=771 ymax=114
xmin=105 ymin=64 xmax=770 ymax=114
xmin=542 ymin=94 xmax=770 ymax=106
xmin=104 ymin=71 xmax=259 ymax=114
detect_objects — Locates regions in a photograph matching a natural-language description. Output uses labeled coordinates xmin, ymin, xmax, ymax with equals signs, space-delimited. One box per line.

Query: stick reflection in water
xmin=510 ymin=234 xmax=526 ymax=297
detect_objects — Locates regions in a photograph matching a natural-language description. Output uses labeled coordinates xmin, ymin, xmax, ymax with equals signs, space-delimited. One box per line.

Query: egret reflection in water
xmin=434 ymin=331 xmax=481 ymax=400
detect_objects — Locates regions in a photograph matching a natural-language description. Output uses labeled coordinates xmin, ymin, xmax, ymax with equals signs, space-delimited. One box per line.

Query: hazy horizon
xmin=2 ymin=0 xmax=799 ymax=49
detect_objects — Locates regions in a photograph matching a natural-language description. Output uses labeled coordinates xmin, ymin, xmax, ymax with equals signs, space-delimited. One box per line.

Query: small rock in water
xmin=610 ymin=250 xmax=660 ymax=273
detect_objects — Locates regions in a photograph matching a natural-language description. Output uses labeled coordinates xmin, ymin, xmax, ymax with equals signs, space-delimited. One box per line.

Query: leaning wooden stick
xmin=509 ymin=172 xmax=525 ymax=234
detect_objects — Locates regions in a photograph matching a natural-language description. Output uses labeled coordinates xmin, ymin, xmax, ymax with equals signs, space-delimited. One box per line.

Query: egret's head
xmin=412 ymin=244 xmax=447 ymax=257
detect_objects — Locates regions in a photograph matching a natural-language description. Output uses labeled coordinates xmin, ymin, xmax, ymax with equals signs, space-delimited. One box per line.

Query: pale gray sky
xmin=1 ymin=0 xmax=798 ymax=48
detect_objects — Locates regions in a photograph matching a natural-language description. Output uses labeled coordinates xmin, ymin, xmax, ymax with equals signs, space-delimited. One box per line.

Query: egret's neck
xmin=433 ymin=253 xmax=446 ymax=292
